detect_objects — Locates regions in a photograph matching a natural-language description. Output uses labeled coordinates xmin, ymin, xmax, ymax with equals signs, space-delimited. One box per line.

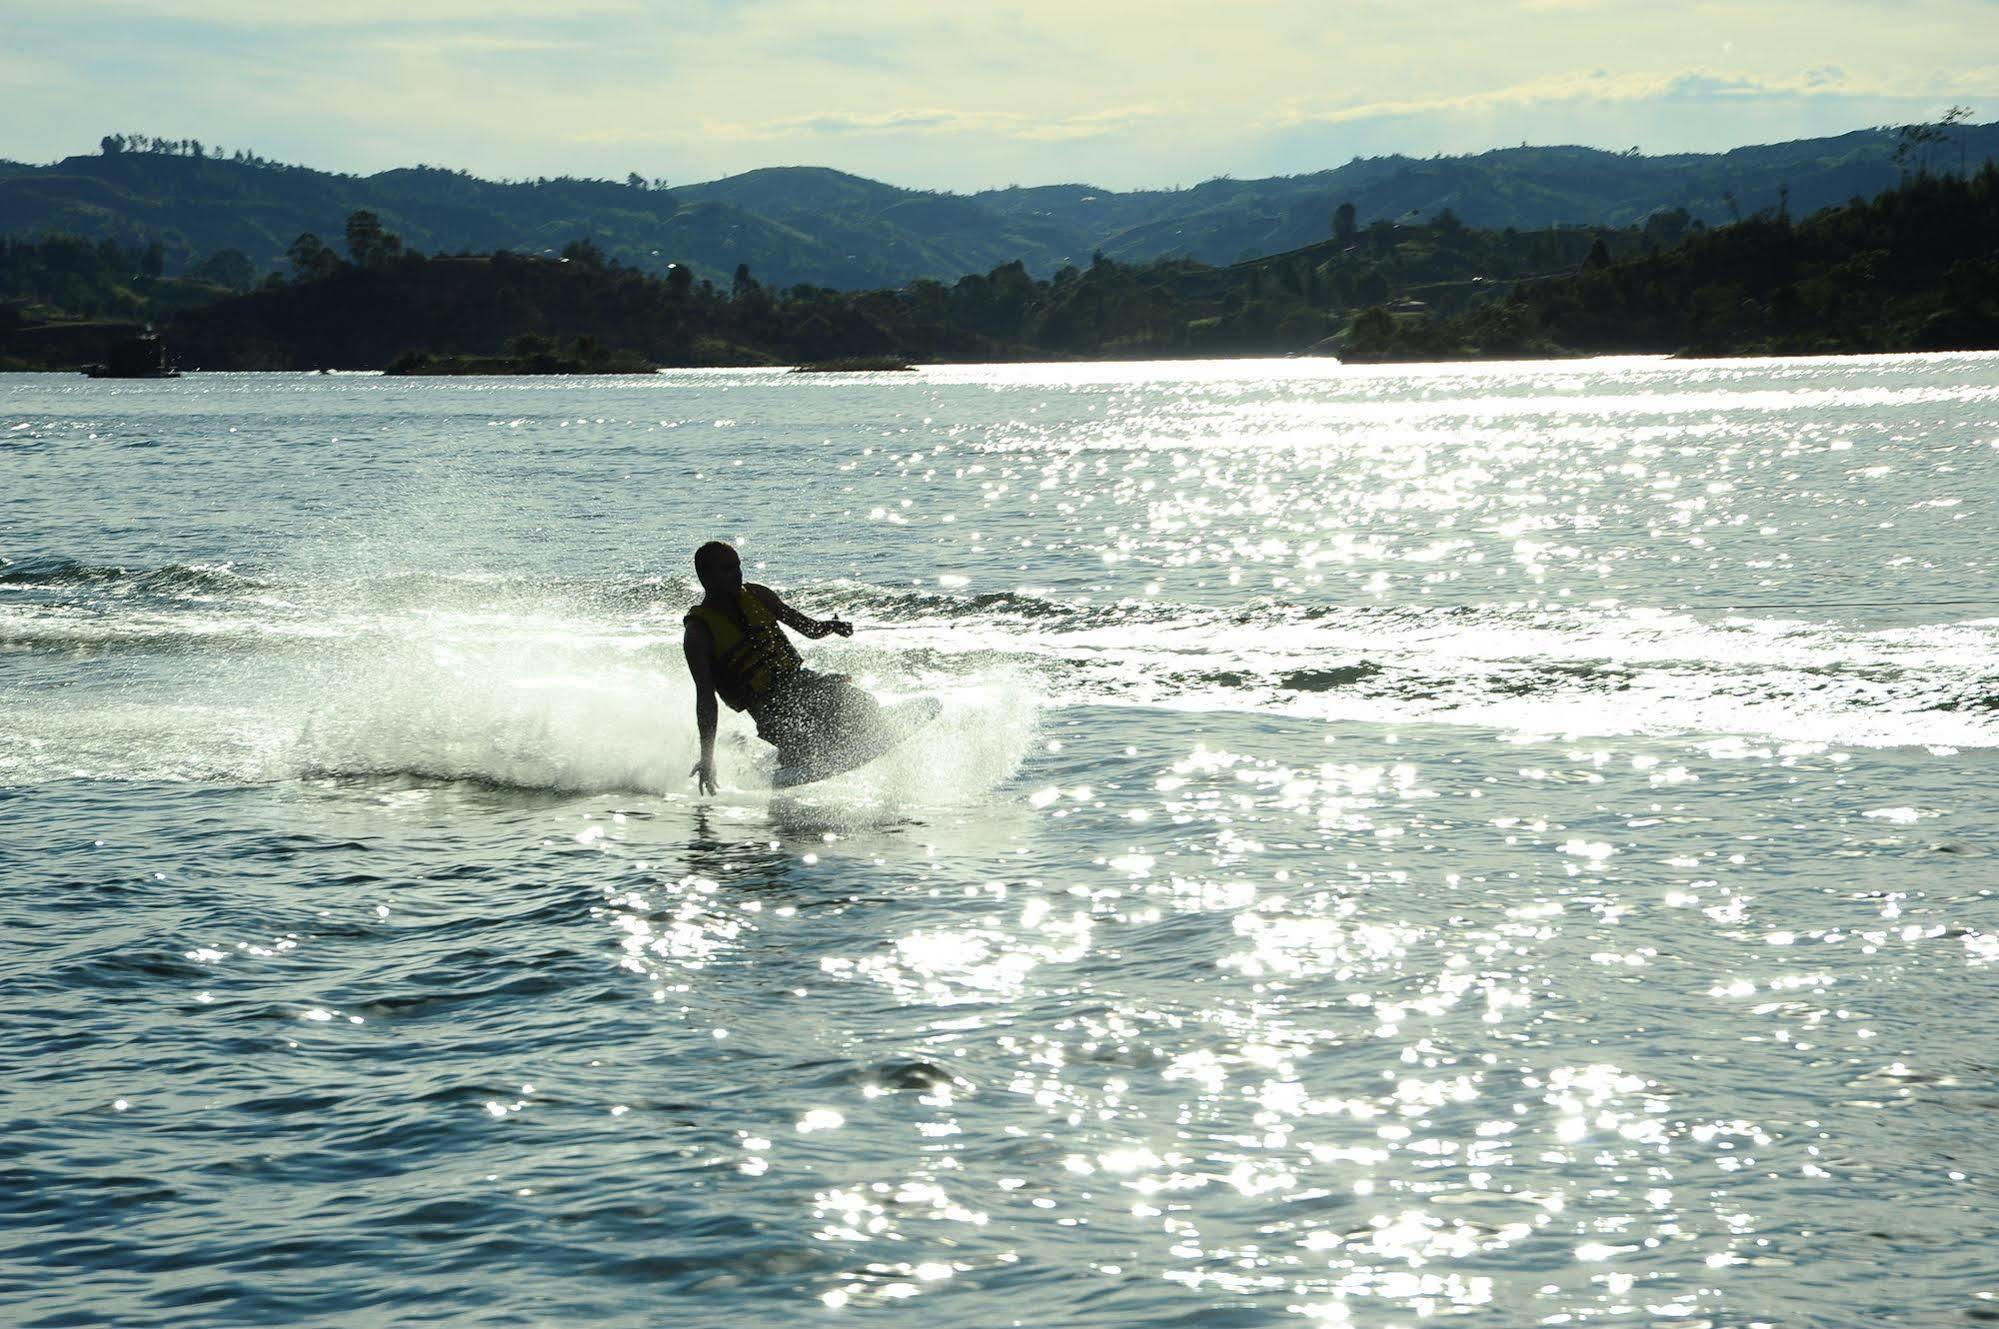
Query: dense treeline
xmin=143 ymin=201 xmax=1702 ymax=368
xmin=1357 ymin=163 xmax=1999 ymax=358
xmin=0 ymin=195 xmax=1659 ymax=354
xmin=167 ymin=248 xmax=1027 ymax=370
xmin=156 ymin=214 xmax=1633 ymax=368
xmin=96 ymin=133 xmax=286 ymax=169
xmin=0 ymin=233 xmax=254 ymax=322
xmin=4 ymin=169 xmax=1995 ymax=371
xmin=167 ymin=167 xmax=1996 ymax=369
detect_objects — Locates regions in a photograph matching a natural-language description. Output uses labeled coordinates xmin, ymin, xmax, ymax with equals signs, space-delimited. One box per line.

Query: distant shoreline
xmin=17 ymin=346 xmax=1999 ymax=381
xmin=8 ymin=167 xmax=1995 ymax=373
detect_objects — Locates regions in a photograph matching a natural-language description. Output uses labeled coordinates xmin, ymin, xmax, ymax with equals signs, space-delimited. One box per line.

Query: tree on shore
xmin=286 ymin=233 xmax=341 ymax=281
xmin=561 ymin=238 xmax=607 ymax=270
xmin=189 ymin=248 xmax=255 ymax=291
xmin=343 ymin=211 xmax=404 ymax=267
xmin=1347 ymin=304 xmax=1395 ymax=353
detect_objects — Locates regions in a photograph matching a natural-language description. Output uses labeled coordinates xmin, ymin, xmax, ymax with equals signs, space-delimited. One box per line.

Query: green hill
xmin=974 ymin=126 xmax=1999 ymax=265
xmin=3 ymin=120 xmax=1995 ymax=291
xmin=0 ymin=151 xmax=1067 ymax=290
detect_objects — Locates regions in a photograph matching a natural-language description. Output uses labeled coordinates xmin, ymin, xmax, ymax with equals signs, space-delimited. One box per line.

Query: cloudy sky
xmin=2 ymin=0 xmax=1993 ymax=190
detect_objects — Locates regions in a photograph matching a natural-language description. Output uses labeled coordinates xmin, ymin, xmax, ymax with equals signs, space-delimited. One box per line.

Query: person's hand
xmin=824 ymin=618 xmax=854 ymax=638
xmin=690 ymin=757 xmax=719 ymax=795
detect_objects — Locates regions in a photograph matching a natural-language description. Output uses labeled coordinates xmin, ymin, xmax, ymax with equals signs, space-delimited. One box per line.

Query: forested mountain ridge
xmin=973 ymin=125 xmax=1999 ymax=262
xmin=1362 ymin=163 xmax=1999 ymax=360
xmin=6 ymin=164 xmax=1989 ymax=373
xmin=3 ymin=120 xmax=1995 ymax=290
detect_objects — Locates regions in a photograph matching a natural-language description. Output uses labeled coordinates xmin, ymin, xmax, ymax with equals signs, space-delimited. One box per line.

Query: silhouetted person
xmin=683 ymin=541 xmax=876 ymax=792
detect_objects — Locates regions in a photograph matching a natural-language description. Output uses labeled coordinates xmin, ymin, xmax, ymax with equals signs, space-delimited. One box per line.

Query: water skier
xmin=683 ymin=540 xmax=879 ymax=793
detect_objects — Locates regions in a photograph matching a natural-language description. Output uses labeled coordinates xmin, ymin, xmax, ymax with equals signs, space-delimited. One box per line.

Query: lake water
xmin=3 ymin=356 xmax=1996 ymax=1327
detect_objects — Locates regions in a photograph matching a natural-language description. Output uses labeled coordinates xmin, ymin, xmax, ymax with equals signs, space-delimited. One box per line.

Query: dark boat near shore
xmin=85 ymin=333 xmax=181 ymax=379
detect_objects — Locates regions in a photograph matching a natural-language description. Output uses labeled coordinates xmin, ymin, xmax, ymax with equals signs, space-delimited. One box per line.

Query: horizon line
xmin=11 ymin=116 xmax=1977 ymax=200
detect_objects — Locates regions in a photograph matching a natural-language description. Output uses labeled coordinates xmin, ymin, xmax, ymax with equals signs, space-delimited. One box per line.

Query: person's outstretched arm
xmin=748 ymin=582 xmax=853 ymax=639
xmin=682 ymin=620 xmax=721 ymax=794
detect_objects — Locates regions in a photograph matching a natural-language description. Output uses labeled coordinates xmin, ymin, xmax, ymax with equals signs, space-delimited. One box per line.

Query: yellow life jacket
xmin=687 ymin=588 xmax=802 ymax=712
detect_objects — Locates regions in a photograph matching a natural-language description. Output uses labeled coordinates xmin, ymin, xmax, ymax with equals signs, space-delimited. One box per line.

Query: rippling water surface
xmin=4 ymin=356 xmax=1997 ymax=1327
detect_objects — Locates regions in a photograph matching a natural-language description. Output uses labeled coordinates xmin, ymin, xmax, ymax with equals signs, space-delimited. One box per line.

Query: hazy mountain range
xmin=3 ymin=121 xmax=1995 ymax=290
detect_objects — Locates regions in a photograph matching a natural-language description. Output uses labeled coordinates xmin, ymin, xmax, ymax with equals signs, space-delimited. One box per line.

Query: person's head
xmin=693 ymin=540 xmax=742 ymax=596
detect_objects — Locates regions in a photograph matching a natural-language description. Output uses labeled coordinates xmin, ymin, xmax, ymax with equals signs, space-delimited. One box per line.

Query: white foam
xmin=760 ymin=680 xmax=1040 ymax=825
xmin=0 ymin=586 xmax=1043 ymax=796
xmin=290 ymin=632 xmax=693 ymax=793
xmin=6 ymin=561 xmax=1991 ymax=793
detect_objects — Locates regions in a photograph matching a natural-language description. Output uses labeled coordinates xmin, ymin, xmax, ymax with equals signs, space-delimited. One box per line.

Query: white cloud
xmin=1267 ymin=66 xmax=1926 ymax=129
xmin=623 ymin=104 xmax=1160 ymax=145
xmin=1263 ymin=60 xmax=1999 ymax=135
xmin=50 ymin=0 xmax=641 ymax=24
xmin=364 ymin=36 xmax=601 ymax=56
